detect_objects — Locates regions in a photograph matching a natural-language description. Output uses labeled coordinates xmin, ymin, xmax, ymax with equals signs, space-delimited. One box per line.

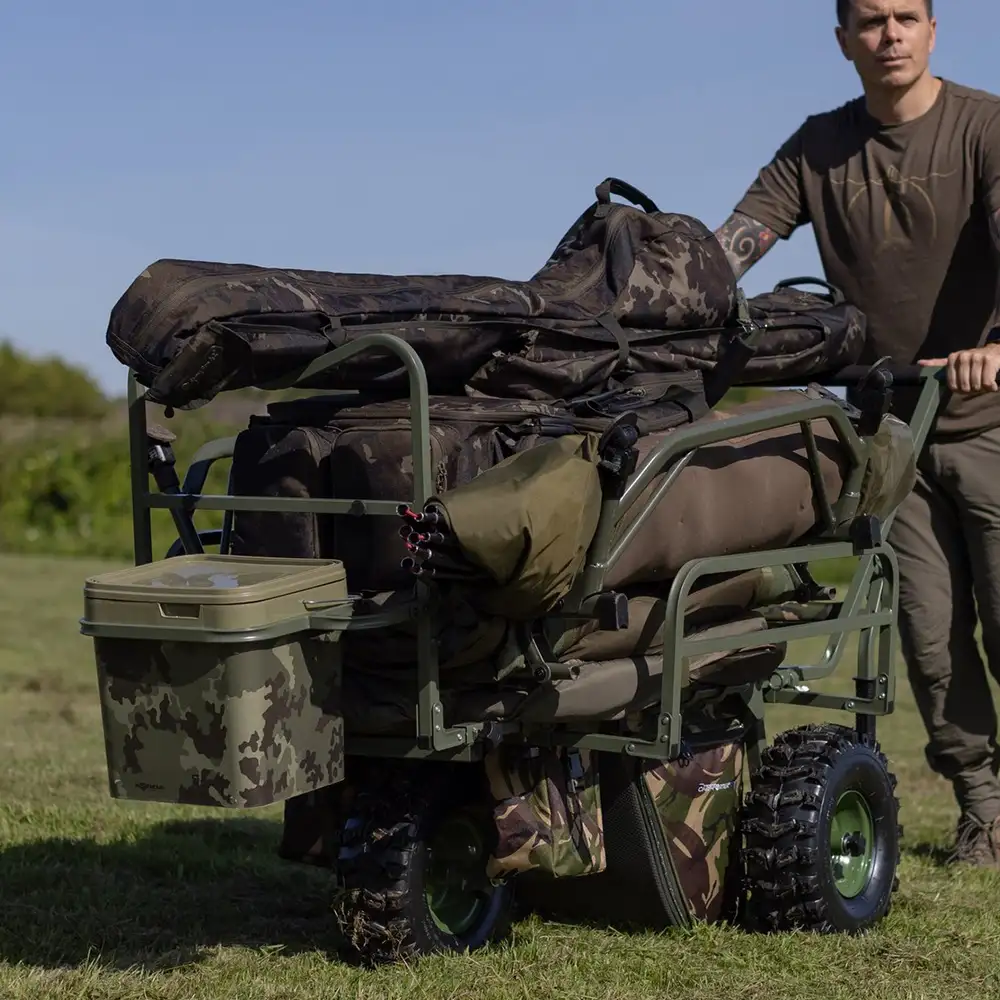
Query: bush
xmin=0 ymin=417 xmax=237 ymax=562
xmin=0 ymin=342 xmax=109 ymax=419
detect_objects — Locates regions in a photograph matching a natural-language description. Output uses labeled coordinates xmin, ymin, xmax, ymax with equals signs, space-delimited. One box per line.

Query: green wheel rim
xmin=830 ymin=789 xmax=875 ymax=898
xmin=424 ymin=812 xmax=492 ymax=936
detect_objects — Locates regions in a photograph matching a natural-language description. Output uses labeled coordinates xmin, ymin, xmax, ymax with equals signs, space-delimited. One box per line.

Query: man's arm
xmin=713 ymin=213 xmax=781 ymax=279
xmin=716 ymin=122 xmax=809 ymax=279
xmin=919 ymin=207 xmax=1000 ymax=393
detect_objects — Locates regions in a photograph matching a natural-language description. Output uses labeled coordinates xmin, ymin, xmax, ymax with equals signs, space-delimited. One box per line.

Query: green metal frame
xmin=121 ymin=333 xmax=946 ymax=767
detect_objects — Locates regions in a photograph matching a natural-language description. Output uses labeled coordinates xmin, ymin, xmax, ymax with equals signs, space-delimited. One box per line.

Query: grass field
xmin=2 ymin=553 xmax=1000 ymax=999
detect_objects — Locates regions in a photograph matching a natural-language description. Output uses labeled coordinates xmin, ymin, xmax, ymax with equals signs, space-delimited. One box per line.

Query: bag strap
xmin=595 ymin=312 xmax=632 ymax=369
xmin=594 ymin=178 xmax=660 ymax=214
xmin=772 ymin=276 xmax=845 ymax=306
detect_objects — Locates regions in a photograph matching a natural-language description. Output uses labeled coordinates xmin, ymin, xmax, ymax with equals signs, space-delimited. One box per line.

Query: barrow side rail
xmin=522 ymin=368 xmax=940 ymax=763
xmin=127 ymin=333 xmax=452 ymax=753
xmin=124 ymin=335 xmax=942 ymax=762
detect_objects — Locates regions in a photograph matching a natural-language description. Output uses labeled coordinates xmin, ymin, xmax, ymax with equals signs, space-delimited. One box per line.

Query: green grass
xmin=1 ymin=553 xmax=1000 ymax=999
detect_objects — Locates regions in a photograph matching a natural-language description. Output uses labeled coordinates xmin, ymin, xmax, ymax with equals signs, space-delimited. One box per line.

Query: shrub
xmin=0 ymin=342 xmax=109 ymax=419
xmin=0 ymin=417 xmax=236 ymax=562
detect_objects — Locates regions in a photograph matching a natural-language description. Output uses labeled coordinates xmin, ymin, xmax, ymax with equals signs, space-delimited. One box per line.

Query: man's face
xmin=836 ymin=0 xmax=936 ymax=90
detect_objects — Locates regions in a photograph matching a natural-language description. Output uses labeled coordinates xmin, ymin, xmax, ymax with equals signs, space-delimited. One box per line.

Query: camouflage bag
xmin=230 ymin=377 xmax=706 ymax=593
xmin=730 ymin=277 xmax=866 ymax=385
xmin=105 ymin=177 xmax=737 ymax=409
xmin=467 ymin=276 xmax=867 ymax=400
xmin=484 ymin=744 xmax=606 ymax=881
xmin=640 ymin=740 xmax=745 ymax=923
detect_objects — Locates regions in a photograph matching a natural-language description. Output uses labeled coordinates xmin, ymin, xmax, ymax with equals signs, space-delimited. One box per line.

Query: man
xmin=714 ymin=0 xmax=1000 ymax=865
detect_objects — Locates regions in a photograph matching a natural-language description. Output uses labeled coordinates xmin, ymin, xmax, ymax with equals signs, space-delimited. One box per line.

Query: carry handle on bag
xmin=772 ymin=276 xmax=846 ymax=306
xmin=594 ymin=177 xmax=661 ymax=215
xmin=545 ymin=177 xmax=662 ymax=266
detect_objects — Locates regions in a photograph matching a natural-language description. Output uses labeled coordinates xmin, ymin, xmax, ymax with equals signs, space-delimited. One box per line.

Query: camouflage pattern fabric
xmin=484 ymin=744 xmax=606 ymax=881
xmin=739 ymin=281 xmax=867 ymax=383
xmin=94 ymin=635 xmax=343 ymax=809
xmin=642 ymin=741 xmax=744 ymax=923
xmin=466 ymin=283 xmax=866 ymax=400
xmin=230 ymin=385 xmax=704 ymax=594
xmin=105 ymin=178 xmax=737 ymax=408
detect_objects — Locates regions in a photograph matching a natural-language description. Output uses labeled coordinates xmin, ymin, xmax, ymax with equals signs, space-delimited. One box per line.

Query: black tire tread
xmin=334 ymin=762 xmax=512 ymax=965
xmin=741 ymin=723 xmax=901 ymax=934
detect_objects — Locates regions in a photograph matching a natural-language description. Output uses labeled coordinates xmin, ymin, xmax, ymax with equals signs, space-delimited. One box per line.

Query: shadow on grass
xmin=0 ymin=818 xmax=963 ymax=974
xmin=0 ymin=817 xmax=349 ymax=973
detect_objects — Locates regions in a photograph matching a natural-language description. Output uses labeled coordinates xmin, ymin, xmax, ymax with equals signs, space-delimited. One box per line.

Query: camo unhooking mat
xmin=640 ymin=740 xmax=745 ymax=923
xmin=480 ymin=737 xmax=745 ymax=918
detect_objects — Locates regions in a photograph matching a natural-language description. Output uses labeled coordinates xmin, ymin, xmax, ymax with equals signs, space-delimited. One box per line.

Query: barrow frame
xmin=118 ymin=334 xmax=945 ymax=772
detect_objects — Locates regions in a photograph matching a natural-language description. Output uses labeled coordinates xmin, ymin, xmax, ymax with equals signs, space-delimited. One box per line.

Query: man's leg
xmin=890 ymin=458 xmax=1000 ymax=854
xmin=940 ymin=426 xmax=1000 ymax=859
xmin=947 ymin=427 xmax=1000 ymax=685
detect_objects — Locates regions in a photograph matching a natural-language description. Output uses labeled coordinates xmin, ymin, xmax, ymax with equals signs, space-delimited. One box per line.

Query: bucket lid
xmin=84 ymin=554 xmax=346 ymax=605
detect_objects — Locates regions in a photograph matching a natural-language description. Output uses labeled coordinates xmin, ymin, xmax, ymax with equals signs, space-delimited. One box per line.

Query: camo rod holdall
xmin=104 ymin=177 xmax=741 ymax=408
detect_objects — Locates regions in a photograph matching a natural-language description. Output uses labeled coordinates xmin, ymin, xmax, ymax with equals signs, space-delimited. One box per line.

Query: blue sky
xmin=2 ymin=0 xmax=997 ymax=395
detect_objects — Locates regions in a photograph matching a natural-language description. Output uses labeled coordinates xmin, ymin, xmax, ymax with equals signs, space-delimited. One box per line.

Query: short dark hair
xmin=836 ymin=0 xmax=933 ymax=28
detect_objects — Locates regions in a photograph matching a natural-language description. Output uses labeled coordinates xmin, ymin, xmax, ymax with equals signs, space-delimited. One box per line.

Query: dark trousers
xmin=890 ymin=424 xmax=1000 ymax=825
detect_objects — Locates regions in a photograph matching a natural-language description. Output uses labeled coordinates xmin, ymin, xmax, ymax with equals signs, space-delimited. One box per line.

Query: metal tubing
xmin=125 ymin=333 xmax=434 ymax=562
xmin=603 ymin=399 xmax=867 ymax=586
xmin=618 ymin=397 xmax=865 ymax=518
xmin=146 ymin=494 xmax=406 ymax=516
xmin=180 ymin=437 xmax=238 ymax=495
xmin=118 ymin=357 xmax=942 ymax=764
xmin=600 ymin=451 xmax=694 ymax=586
xmin=652 ymin=541 xmax=894 ymax=758
xmin=284 ymin=334 xmax=432 ymax=510
xmin=801 ymin=421 xmax=837 ymax=535
xmin=127 ymin=374 xmax=154 ymax=565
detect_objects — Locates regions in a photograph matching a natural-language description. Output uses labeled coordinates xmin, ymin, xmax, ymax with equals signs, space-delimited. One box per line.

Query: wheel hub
xmin=830 ymin=790 xmax=876 ymax=898
xmin=424 ymin=812 xmax=494 ymax=936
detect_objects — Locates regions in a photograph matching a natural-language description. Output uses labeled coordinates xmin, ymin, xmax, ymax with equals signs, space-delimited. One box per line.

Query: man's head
xmin=835 ymin=0 xmax=936 ymax=92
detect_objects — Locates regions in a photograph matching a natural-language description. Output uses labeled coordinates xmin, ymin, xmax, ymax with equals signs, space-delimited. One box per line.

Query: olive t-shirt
xmin=735 ymin=78 xmax=1000 ymax=438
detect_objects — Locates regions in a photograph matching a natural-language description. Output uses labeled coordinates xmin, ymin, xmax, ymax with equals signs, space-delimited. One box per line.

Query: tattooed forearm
xmin=713 ymin=213 xmax=780 ymax=279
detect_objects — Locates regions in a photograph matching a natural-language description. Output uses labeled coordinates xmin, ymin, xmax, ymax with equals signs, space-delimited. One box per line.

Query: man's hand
xmin=919 ymin=343 xmax=1000 ymax=394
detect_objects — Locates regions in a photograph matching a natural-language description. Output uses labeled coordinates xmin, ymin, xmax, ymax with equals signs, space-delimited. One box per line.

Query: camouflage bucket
xmin=641 ymin=740 xmax=745 ymax=922
xmin=484 ymin=745 xmax=606 ymax=881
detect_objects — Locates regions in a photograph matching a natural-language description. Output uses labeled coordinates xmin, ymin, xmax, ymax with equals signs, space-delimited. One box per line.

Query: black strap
xmin=595 ymin=313 xmax=631 ymax=369
xmin=594 ymin=178 xmax=660 ymax=214
xmin=702 ymin=290 xmax=760 ymax=407
xmin=772 ymin=276 xmax=845 ymax=306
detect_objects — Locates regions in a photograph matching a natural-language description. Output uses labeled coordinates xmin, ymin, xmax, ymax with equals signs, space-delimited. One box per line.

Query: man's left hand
xmin=919 ymin=344 xmax=1000 ymax=394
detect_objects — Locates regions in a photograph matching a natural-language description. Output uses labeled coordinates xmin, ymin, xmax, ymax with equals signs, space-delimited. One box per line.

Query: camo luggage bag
xmin=227 ymin=372 xmax=709 ymax=592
